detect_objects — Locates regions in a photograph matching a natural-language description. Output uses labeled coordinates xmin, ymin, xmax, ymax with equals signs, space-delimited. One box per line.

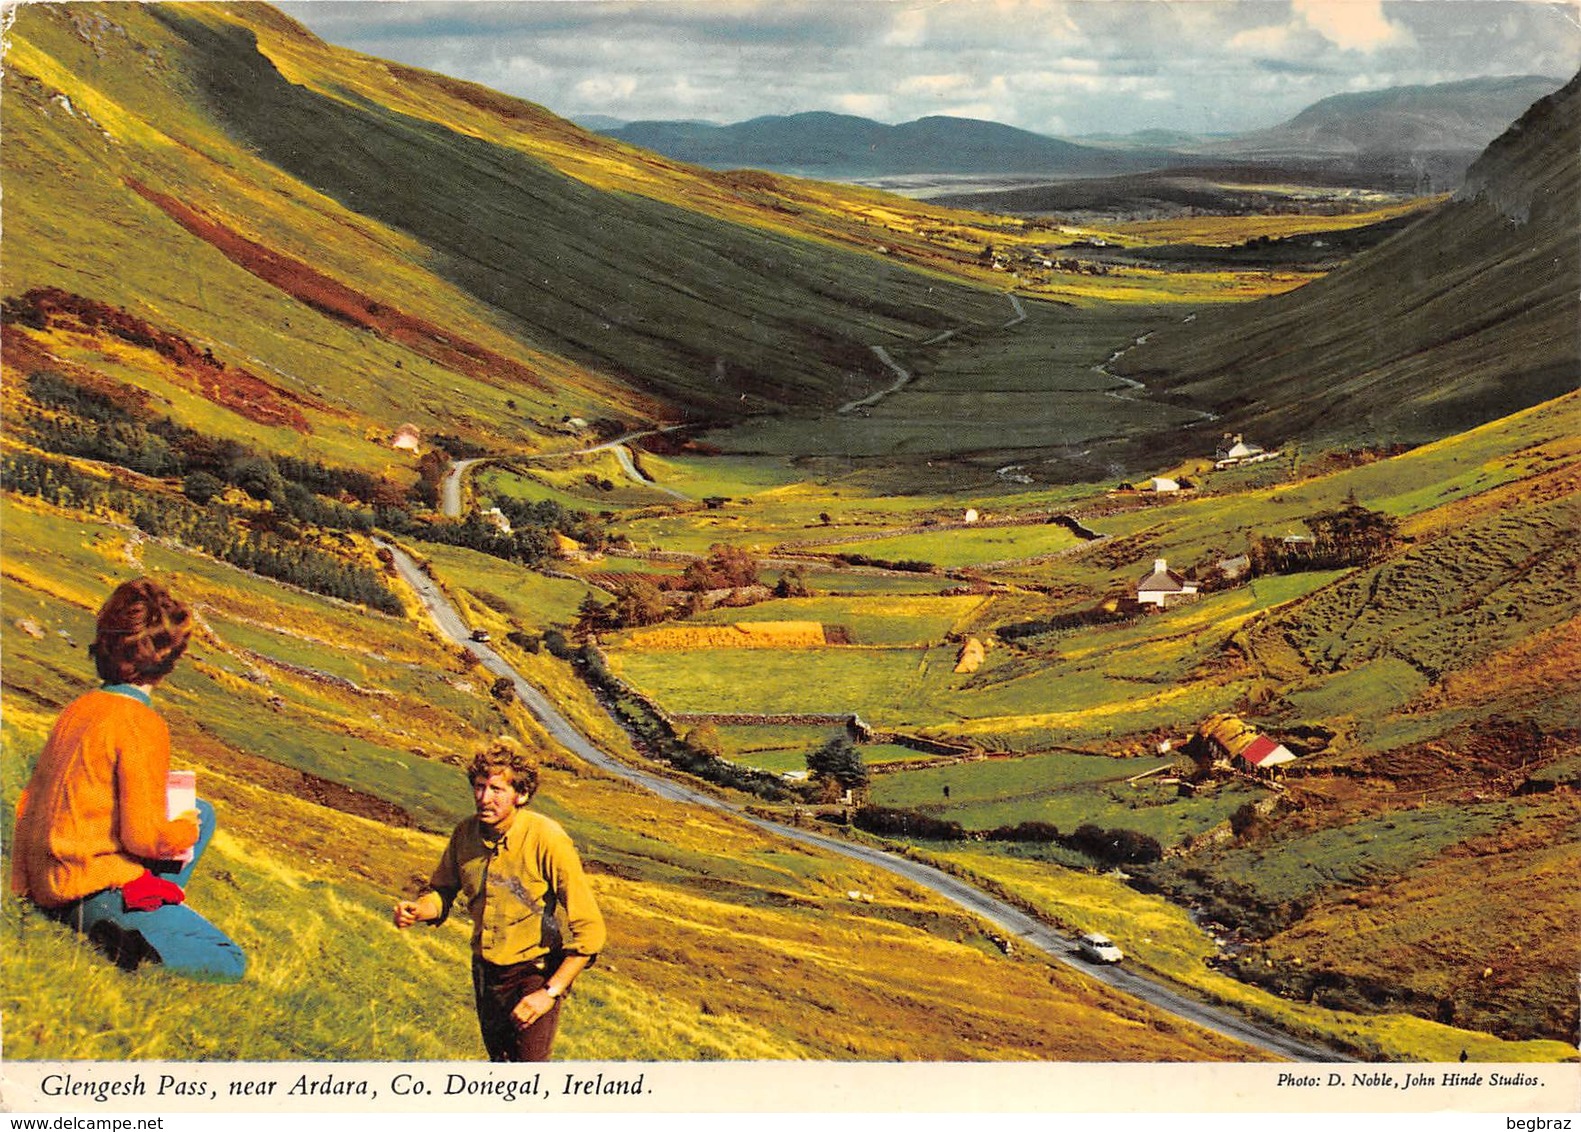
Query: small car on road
xmin=1077 ymin=931 xmax=1123 ymax=963
xmin=469 ymin=628 xmax=491 ymax=643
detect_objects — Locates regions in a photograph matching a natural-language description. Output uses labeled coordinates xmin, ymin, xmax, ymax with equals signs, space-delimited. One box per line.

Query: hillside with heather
xmin=2 ymin=2 xmax=1577 ymax=1070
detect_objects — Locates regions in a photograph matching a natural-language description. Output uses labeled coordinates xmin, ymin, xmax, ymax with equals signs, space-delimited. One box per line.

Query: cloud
xmin=1292 ymin=0 xmax=1413 ymax=53
xmin=278 ymin=0 xmax=1579 ymax=136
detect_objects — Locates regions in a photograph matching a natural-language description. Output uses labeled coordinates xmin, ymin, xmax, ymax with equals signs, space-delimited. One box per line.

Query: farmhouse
xmin=1137 ymin=558 xmax=1198 ymax=607
xmin=1194 ymin=713 xmax=1297 ymax=779
xmin=482 ymin=507 xmax=511 ymax=534
xmin=1214 ymin=433 xmax=1281 ymax=469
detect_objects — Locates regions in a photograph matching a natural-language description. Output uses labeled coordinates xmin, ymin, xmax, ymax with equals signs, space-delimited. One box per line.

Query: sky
xmin=275 ymin=0 xmax=1581 ymax=136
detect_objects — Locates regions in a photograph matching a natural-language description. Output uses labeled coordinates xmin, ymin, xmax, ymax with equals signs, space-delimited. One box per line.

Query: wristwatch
xmin=545 ymin=984 xmax=562 ymax=999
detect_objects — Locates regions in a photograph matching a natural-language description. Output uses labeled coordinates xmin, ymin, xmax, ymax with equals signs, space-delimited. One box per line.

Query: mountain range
xmin=601 ymin=111 xmax=1164 ymax=181
xmin=600 ymin=75 xmax=1565 ymax=192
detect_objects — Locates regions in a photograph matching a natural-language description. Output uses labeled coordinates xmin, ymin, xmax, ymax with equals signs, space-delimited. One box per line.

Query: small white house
xmin=482 ymin=507 xmax=512 ymax=535
xmin=391 ymin=423 xmax=421 ymax=452
xmin=1142 ymin=477 xmax=1181 ymax=493
xmin=1215 ymin=434 xmax=1281 ymax=469
xmin=1137 ymin=558 xmax=1198 ymax=607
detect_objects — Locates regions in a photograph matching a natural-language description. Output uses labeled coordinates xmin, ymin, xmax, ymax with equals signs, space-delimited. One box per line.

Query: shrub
xmin=853 ymin=806 xmax=965 ymax=840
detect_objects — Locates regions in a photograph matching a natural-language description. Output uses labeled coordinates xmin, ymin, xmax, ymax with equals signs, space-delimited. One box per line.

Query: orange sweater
xmin=10 ymin=689 xmax=199 ymax=908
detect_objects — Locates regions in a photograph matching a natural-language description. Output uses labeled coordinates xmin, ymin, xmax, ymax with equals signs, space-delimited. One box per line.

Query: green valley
xmin=2 ymin=1 xmax=1576 ymax=1072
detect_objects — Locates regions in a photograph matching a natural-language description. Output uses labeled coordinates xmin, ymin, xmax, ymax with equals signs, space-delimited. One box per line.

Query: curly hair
xmin=467 ymin=738 xmax=539 ymax=800
xmin=90 ymin=578 xmax=193 ymax=686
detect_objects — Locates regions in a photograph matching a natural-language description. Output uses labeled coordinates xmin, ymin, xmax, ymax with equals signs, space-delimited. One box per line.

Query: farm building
xmin=482 ymin=507 xmax=512 ymax=534
xmin=1193 ymin=713 xmax=1298 ymax=778
xmin=391 ymin=423 xmax=421 ymax=451
xmin=1140 ymin=476 xmax=1182 ymax=493
xmin=1137 ymin=558 xmax=1198 ymax=607
xmin=1214 ymin=434 xmax=1281 ymax=469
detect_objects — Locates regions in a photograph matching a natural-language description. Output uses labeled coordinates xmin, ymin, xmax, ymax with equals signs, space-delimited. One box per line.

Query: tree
xmin=774 ymin=566 xmax=810 ymax=598
xmin=682 ymin=543 xmax=760 ymax=591
xmin=226 ymin=455 xmax=286 ymax=506
xmin=807 ymin=735 xmax=869 ymax=801
xmin=182 ymin=470 xmax=225 ymax=505
xmin=575 ymin=594 xmax=611 ymax=637
xmin=611 ymin=579 xmax=668 ymax=628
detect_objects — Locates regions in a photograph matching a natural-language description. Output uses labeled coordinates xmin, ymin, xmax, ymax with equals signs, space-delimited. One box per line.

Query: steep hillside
xmin=0 ymin=2 xmax=1019 ymax=443
xmin=1113 ymin=72 xmax=1580 ymax=457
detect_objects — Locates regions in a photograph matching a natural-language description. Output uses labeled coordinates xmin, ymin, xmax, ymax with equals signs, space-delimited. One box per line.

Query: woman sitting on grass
xmin=10 ymin=578 xmax=247 ymax=981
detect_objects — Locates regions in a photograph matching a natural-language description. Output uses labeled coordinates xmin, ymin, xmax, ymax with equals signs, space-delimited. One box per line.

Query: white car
xmin=1077 ymin=931 xmax=1123 ymax=964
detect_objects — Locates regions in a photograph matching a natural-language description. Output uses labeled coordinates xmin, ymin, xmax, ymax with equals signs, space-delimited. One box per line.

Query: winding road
xmin=439 ymin=429 xmax=689 ymax=519
xmin=377 ymin=538 xmax=1350 ymax=1063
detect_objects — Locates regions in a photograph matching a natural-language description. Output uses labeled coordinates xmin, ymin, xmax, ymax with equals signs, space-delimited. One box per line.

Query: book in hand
xmin=166 ymin=769 xmax=197 ymax=864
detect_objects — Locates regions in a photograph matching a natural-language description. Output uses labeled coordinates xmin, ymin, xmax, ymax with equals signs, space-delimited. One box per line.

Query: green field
xmin=690 ymin=594 xmax=989 ymax=645
xmin=871 ymin=751 xmax=1261 ymax=844
xmin=825 ymin=522 xmax=1084 ymax=568
xmin=1150 ymin=802 xmax=1520 ymax=906
xmin=411 ymin=540 xmax=602 ymax=632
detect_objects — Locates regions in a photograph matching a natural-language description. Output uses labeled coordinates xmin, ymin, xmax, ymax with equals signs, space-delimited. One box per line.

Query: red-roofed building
xmin=1240 ymin=734 xmax=1297 ymax=772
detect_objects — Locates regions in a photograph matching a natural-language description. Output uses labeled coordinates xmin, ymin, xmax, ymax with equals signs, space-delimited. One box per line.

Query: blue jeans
xmin=54 ymin=800 xmax=248 ymax=982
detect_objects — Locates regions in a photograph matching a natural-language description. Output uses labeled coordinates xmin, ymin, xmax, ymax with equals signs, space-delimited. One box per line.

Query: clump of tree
xmin=682 ymin=543 xmax=761 ymax=591
xmin=773 ymin=566 xmax=811 ymax=598
xmin=4 ymin=451 xmax=402 ymax=614
xmin=1251 ymin=498 xmax=1400 ymax=574
xmin=806 ymin=735 xmax=870 ymax=801
xmin=575 ymin=578 xmax=670 ymax=634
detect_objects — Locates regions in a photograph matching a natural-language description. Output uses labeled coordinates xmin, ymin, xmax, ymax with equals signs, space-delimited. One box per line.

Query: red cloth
xmin=121 ymin=870 xmax=185 ymax=912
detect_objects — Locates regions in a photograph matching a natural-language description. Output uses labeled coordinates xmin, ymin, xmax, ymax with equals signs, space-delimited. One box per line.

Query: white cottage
xmin=1137 ymin=558 xmax=1198 ymax=607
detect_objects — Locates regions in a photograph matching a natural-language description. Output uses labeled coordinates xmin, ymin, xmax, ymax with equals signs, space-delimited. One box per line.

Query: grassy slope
xmin=1 ymin=496 xmax=1248 ymax=1062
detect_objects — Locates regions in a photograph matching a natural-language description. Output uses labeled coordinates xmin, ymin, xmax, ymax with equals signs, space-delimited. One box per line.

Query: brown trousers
xmin=471 ymin=956 xmax=562 ymax=1062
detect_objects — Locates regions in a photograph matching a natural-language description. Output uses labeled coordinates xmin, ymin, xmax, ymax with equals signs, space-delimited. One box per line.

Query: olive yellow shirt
xmin=429 ymin=806 xmax=605 ymax=966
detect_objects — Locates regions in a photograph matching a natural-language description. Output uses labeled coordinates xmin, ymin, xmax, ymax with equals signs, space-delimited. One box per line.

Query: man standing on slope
xmin=394 ymin=740 xmax=604 ymax=1061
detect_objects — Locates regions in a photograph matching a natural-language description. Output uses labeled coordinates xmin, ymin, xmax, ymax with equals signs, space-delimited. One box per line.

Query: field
xmin=687 ymin=594 xmax=990 ymax=645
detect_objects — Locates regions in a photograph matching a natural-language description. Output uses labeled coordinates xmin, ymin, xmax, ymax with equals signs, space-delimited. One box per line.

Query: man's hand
xmin=392 ymin=900 xmax=426 ymax=929
xmin=511 ymin=988 xmax=557 ymax=1030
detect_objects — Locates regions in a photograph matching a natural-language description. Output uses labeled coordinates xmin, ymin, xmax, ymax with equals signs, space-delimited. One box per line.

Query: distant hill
xmin=601 ymin=111 xmax=1159 ymax=180
xmin=602 ymin=77 xmax=1563 ymax=196
xmin=1113 ymin=72 xmax=1581 ymax=452
xmin=1197 ymin=75 xmax=1567 ymax=191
